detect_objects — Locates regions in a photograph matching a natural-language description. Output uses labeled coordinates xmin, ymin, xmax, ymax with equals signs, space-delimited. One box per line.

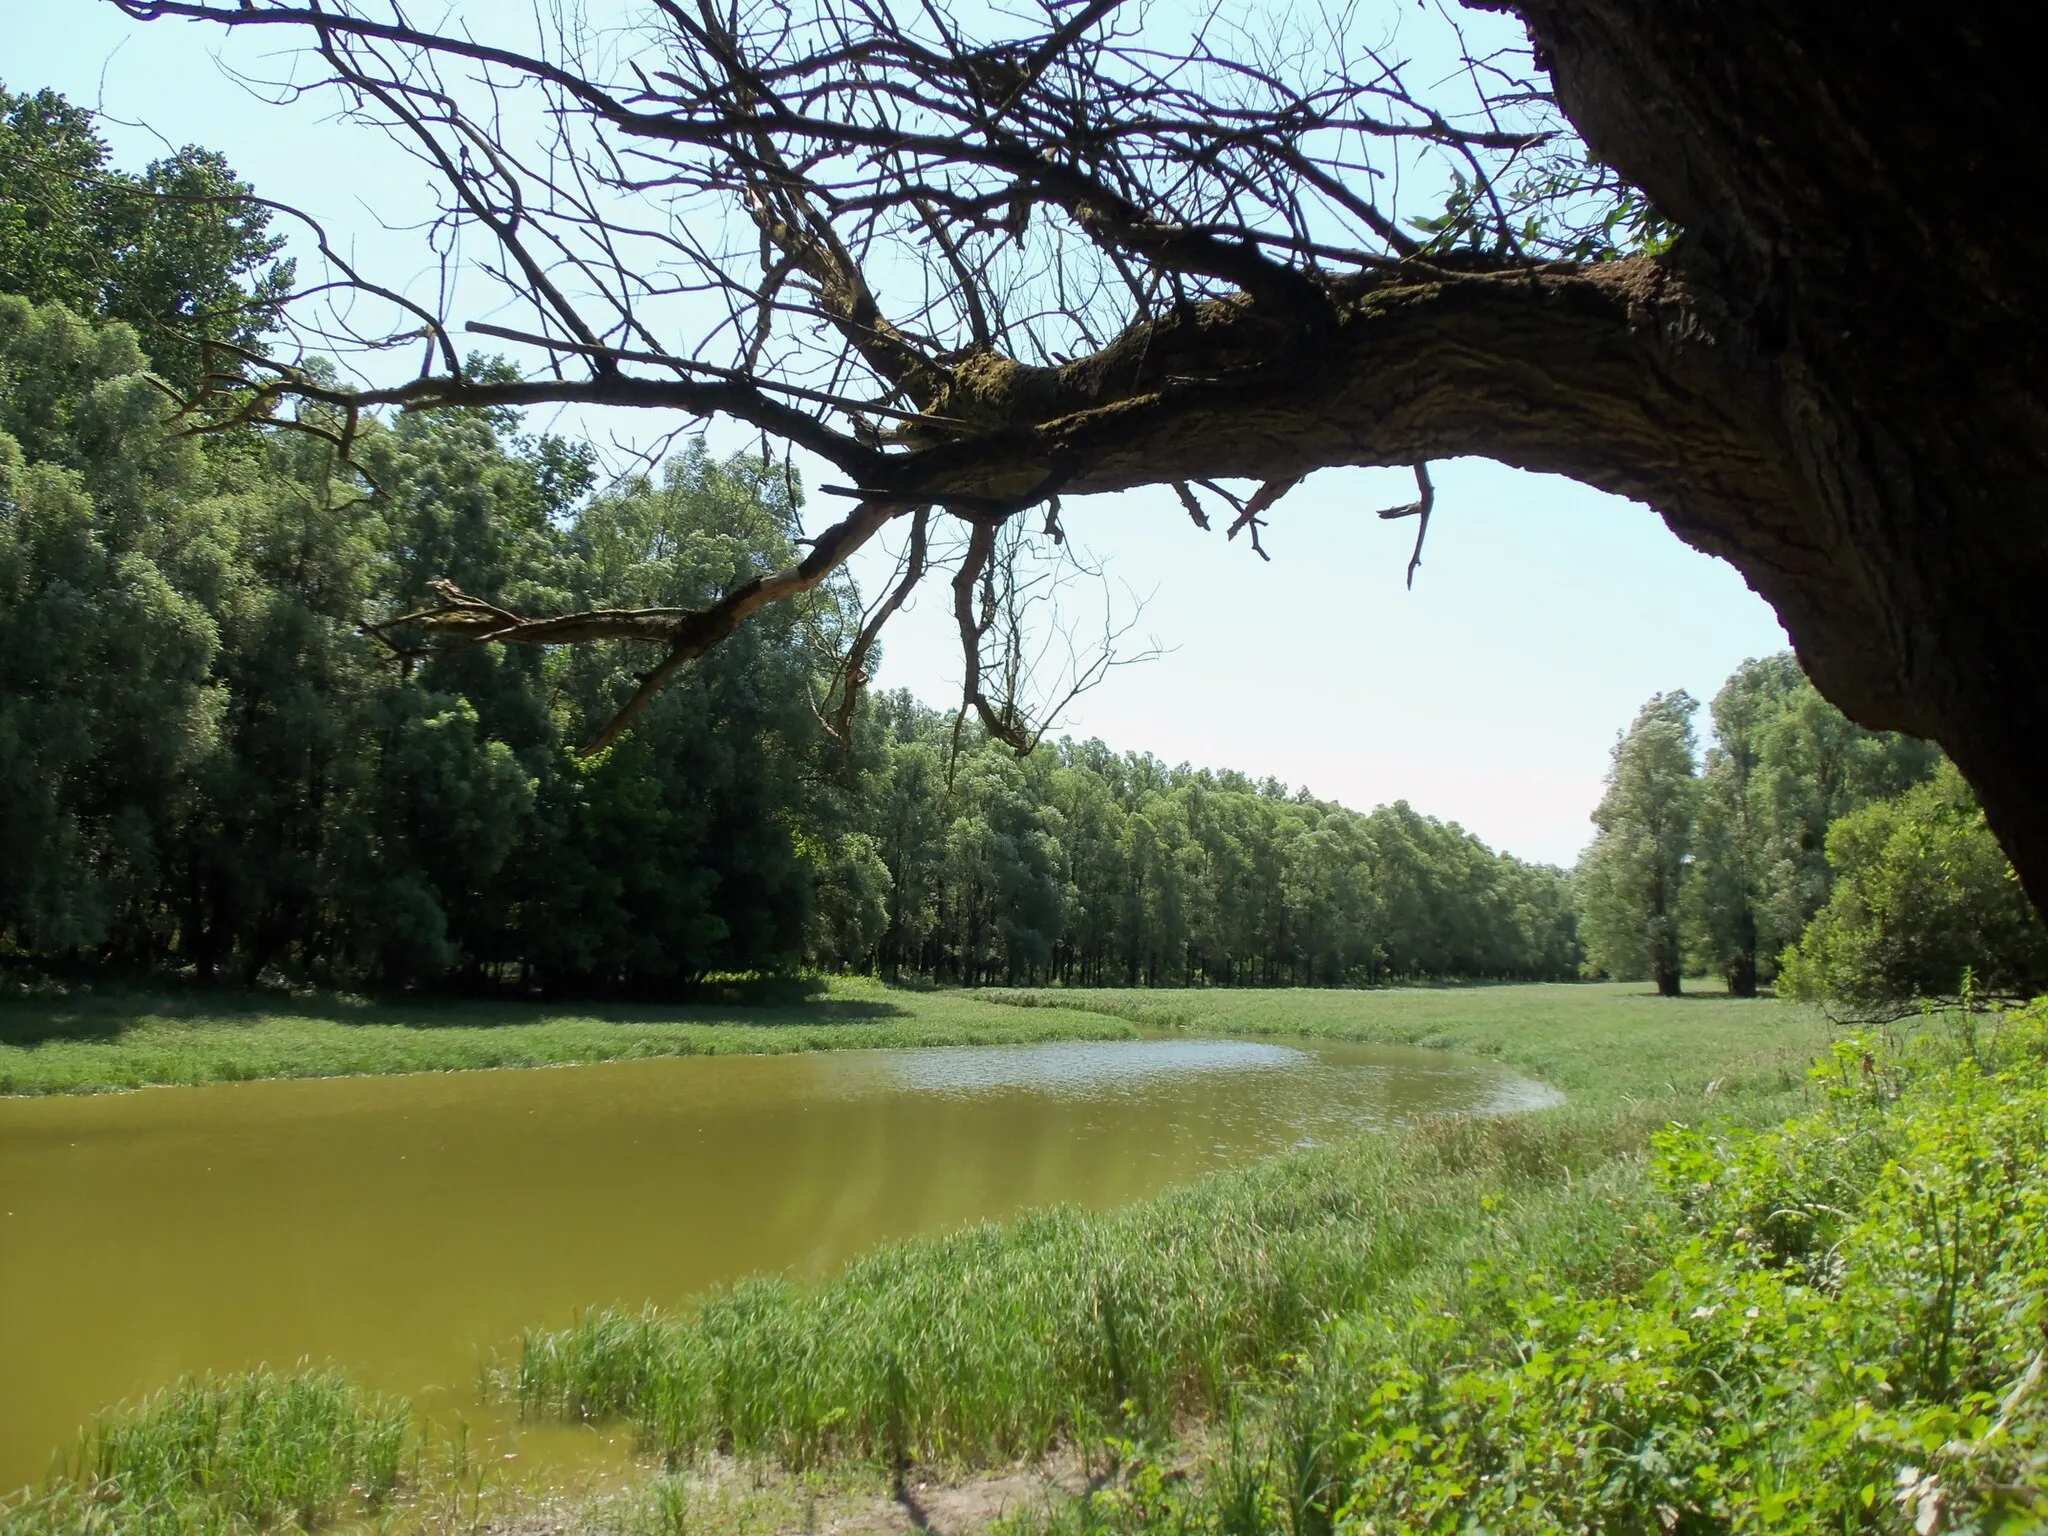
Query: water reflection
xmin=861 ymin=1037 xmax=1303 ymax=1095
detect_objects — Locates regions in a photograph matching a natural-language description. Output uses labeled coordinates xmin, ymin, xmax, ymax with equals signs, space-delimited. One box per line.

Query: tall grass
xmin=999 ymin=1003 xmax=2048 ymax=1536
xmin=0 ymin=1371 xmax=408 ymax=1536
xmin=515 ymin=1104 xmax=1675 ymax=1473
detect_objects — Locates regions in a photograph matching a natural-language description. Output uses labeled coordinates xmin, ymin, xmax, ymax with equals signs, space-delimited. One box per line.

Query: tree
xmin=1686 ymin=654 xmax=1939 ymax=995
xmin=0 ymin=84 xmax=291 ymax=390
xmin=94 ymin=0 xmax=2048 ymax=926
xmin=0 ymin=298 xmax=222 ymax=959
xmin=1576 ymin=692 xmax=1698 ymax=996
xmin=1779 ymin=764 xmax=2048 ymax=1016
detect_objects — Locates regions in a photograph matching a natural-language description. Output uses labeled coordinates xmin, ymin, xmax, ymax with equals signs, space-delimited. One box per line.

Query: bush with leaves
xmin=1779 ymin=763 xmax=2048 ymax=1014
xmin=1016 ymin=1007 xmax=2048 ymax=1536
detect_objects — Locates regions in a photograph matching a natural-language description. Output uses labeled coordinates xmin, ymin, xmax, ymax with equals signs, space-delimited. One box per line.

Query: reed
xmin=514 ymin=1102 xmax=1678 ymax=1473
xmin=0 ymin=1370 xmax=409 ymax=1536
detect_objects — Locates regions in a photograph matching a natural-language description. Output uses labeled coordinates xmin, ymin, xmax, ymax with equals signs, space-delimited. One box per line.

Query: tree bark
xmin=1507 ymin=0 xmax=2048 ymax=916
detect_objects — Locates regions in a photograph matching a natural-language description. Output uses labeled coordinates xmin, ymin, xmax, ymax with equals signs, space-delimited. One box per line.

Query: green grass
xmin=996 ymin=1003 xmax=2048 ymax=1536
xmin=506 ymin=984 xmax=1844 ymax=1498
xmin=977 ymin=978 xmax=1835 ymax=1107
xmin=0 ymin=1370 xmax=408 ymax=1536
xmin=0 ymin=978 xmax=1135 ymax=1096
xmin=8 ymin=978 xmax=1882 ymax=1536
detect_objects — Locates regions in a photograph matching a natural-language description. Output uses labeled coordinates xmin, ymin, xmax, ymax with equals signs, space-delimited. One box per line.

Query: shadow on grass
xmin=0 ymin=979 xmax=909 ymax=1049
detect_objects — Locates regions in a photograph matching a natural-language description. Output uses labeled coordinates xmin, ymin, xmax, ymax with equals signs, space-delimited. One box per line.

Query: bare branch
xmin=824 ymin=505 xmax=931 ymax=744
xmin=370 ymin=498 xmax=905 ymax=754
xmin=1374 ymin=462 xmax=1437 ymax=588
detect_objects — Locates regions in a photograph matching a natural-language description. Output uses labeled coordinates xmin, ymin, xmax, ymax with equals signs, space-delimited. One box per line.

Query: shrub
xmin=1779 ymin=764 xmax=2048 ymax=1014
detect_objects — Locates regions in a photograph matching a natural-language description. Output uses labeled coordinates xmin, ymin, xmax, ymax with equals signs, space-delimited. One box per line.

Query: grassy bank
xmin=24 ymin=982 xmax=2019 ymax=1536
xmin=506 ymin=983 xmax=1827 ymax=1472
xmin=0 ymin=979 xmax=1133 ymax=1096
xmin=514 ymin=998 xmax=2048 ymax=1534
xmin=978 ymin=979 xmax=1835 ymax=1107
xmin=515 ymin=1101 xmax=1673 ymax=1472
xmin=1000 ymin=1003 xmax=2048 ymax=1536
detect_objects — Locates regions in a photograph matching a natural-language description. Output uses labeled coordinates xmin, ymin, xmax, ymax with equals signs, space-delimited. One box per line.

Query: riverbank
xmin=505 ymin=995 xmax=2048 ymax=1535
xmin=0 ymin=976 xmax=1826 ymax=1102
xmin=20 ymin=984 xmax=2028 ymax=1536
xmin=0 ymin=980 xmax=1133 ymax=1095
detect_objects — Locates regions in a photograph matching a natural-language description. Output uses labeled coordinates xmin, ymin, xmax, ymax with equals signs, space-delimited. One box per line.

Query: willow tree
xmin=106 ymin=0 xmax=2048 ymax=917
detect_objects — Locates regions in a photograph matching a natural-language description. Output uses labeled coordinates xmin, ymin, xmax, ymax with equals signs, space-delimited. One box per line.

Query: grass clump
xmin=0 ymin=1370 xmax=408 ymax=1536
xmin=515 ymin=1102 xmax=1674 ymax=1474
xmin=0 ymin=978 xmax=1133 ymax=1096
xmin=1003 ymin=1004 xmax=2048 ymax=1536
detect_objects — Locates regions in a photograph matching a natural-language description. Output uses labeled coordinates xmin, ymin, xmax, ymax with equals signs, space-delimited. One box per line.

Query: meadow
xmin=0 ymin=979 xmax=1132 ymax=1096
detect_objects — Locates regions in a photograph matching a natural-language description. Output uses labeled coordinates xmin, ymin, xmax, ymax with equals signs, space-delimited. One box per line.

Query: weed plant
xmin=0 ymin=1371 xmax=408 ymax=1536
xmin=999 ymin=1004 xmax=2048 ymax=1535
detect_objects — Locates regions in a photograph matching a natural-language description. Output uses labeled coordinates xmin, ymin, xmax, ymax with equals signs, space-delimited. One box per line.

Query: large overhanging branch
xmin=106 ymin=0 xmax=1780 ymax=750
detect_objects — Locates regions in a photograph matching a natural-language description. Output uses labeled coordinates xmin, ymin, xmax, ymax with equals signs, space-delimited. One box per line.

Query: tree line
xmin=5 ymin=83 xmax=2042 ymax=1009
xmin=1577 ymin=665 xmax=2048 ymax=1008
xmin=818 ymin=700 xmax=1581 ymax=988
xmin=0 ymin=87 xmax=1570 ymax=992
xmin=0 ymin=274 xmax=1580 ymax=991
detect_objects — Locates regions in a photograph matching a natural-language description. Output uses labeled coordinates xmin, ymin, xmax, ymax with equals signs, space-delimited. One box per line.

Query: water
xmin=0 ymin=1037 xmax=1558 ymax=1491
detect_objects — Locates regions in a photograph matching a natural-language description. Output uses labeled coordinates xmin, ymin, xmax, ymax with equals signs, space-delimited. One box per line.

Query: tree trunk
xmin=1655 ymin=960 xmax=1682 ymax=999
xmin=1510 ymin=0 xmax=2048 ymax=917
xmin=1727 ymin=906 xmax=1759 ymax=999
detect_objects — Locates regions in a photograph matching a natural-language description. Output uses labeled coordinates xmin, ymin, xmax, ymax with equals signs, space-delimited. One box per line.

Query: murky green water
xmin=0 ymin=1037 xmax=1557 ymax=1492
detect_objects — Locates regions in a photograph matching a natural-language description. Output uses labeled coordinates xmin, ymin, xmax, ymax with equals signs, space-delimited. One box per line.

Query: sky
xmin=4 ymin=1 xmax=1793 ymax=867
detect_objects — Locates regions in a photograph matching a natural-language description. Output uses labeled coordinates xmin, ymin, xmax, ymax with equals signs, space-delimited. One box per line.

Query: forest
xmin=4 ymin=82 xmax=2045 ymax=1011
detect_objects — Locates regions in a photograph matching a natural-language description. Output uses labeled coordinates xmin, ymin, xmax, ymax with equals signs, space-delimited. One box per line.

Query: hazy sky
xmin=6 ymin=1 xmax=1793 ymax=867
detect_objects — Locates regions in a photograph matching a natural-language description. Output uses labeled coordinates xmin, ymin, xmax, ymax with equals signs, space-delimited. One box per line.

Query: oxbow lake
xmin=0 ymin=1035 xmax=1560 ymax=1491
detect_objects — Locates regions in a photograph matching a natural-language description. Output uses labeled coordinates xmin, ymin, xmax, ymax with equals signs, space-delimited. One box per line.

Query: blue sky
xmin=6 ymin=1 xmax=1793 ymax=866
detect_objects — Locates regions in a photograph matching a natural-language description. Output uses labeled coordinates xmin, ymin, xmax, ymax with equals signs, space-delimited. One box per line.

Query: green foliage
xmin=0 ymin=85 xmax=290 ymax=391
xmin=854 ymin=704 xmax=1581 ymax=988
xmin=0 ymin=298 xmax=222 ymax=957
xmin=1410 ymin=149 xmax=1678 ymax=264
xmin=1779 ymin=764 xmax=2048 ymax=1013
xmin=0 ymin=288 xmax=839 ymax=990
xmin=0 ymin=277 xmax=1580 ymax=994
xmin=1685 ymin=655 xmax=1938 ymax=994
xmin=0 ymin=1370 xmax=407 ymax=1536
xmin=1000 ymin=1007 xmax=2048 ymax=1536
xmin=1575 ymin=692 xmax=1699 ymax=994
